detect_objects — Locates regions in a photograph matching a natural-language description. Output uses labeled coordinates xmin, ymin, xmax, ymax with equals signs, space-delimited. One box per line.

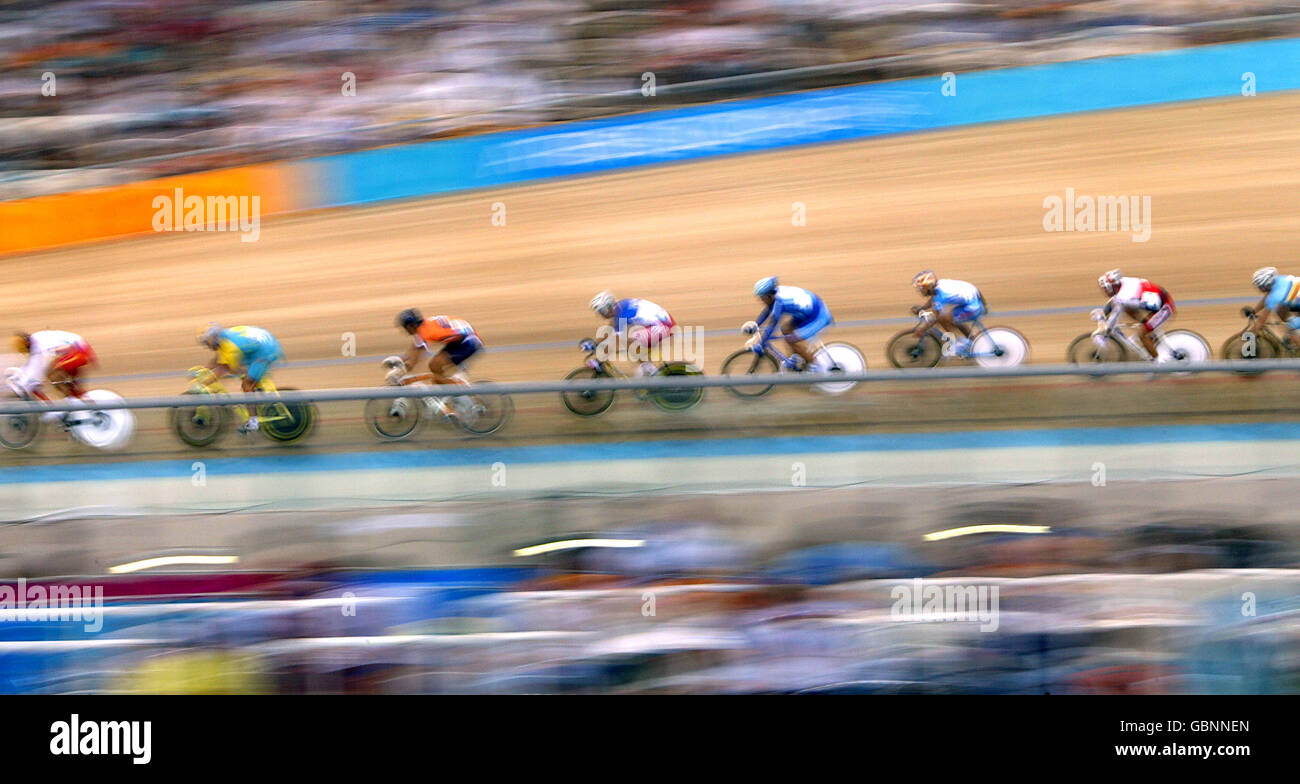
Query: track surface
xmin=1 ymin=93 xmax=1298 ymax=463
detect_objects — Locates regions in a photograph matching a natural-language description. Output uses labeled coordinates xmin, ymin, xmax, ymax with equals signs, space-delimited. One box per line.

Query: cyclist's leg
xmin=430 ymin=337 xmax=480 ymax=384
xmin=629 ymin=323 xmax=670 ymax=375
xmin=235 ymin=355 xmax=276 ymax=429
xmin=935 ymin=304 xmax=972 ymax=339
xmin=1140 ymin=304 xmax=1172 ymax=357
xmin=785 ymin=306 xmax=834 ymax=368
xmin=49 ymin=344 xmax=92 ymax=398
xmin=1283 ymin=309 xmax=1300 ymax=348
xmin=947 ymin=304 xmax=983 ymax=355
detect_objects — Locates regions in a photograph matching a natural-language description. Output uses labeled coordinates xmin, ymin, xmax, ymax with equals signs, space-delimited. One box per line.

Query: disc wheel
xmin=970 ymin=327 xmax=1030 ymax=369
xmin=720 ymin=349 xmax=780 ymax=398
xmin=259 ymin=395 xmax=316 ymax=443
xmin=650 ymin=362 xmax=704 ymax=412
xmin=561 ymin=367 xmax=616 ymax=417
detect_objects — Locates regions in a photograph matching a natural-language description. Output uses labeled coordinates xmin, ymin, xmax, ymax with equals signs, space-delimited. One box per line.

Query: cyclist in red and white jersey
xmin=1097 ymin=269 xmax=1176 ymax=359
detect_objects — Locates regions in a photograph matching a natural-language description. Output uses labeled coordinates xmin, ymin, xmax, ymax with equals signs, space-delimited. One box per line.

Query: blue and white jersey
xmin=612 ymin=298 xmax=673 ymax=330
xmin=756 ymin=286 xmax=830 ymax=342
xmin=1265 ymin=275 xmax=1300 ymax=309
xmin=760 ymin=286 xmax=821 ymax=322
xmin=932 ymin=279 xmax=982 ymax=309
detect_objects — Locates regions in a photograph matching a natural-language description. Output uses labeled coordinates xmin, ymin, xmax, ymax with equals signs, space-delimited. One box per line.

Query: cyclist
xmin=395 ymin=308 xmax=483 ymax=418
xmin=1244 ymin=267 xmax=1300 ymax=348
xmin=8 ymin=330 xmax=97 ymax=421
xmin=195 ymin=324 xmax=285 ymax=433
xmin=589 ymin=291 xmax=677 ymax=377
xmin=910 ymin=271 xmax=987 ymax=357
xmin=1096 ymin=269 xmax=1176 ymax=360
xmin=742 ymin=277 xmax=835 ymax=370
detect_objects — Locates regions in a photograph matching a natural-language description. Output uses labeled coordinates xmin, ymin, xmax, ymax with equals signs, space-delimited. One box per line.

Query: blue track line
xmin=3 ymin=421 xmax=1297 ymax=485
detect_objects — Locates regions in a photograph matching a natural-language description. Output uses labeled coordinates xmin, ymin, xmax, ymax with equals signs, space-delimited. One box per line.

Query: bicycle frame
xmin=913 ymin=313 xmax=999 ymax=359
xmin=188 ymin=375 xmax=295 ymax=424
xmin=749 ymin=334 xmax=829 ymax=368
xmin=1241 ymin=314 xmax=1294 ymax=349
xmin=1093 ymin=317 xmax=1165 ymax=360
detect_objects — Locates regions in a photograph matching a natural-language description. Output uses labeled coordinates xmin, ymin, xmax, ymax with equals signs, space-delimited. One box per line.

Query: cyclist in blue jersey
xmin=910 ymin=270 xmax=987 ymax=357
xmin=1245 ymin=267 xmax=1300 ymax=348
xmin=742 ymin=277 xmax=836 ymax=370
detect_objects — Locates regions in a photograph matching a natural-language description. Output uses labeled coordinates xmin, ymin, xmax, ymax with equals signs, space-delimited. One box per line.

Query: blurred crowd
xmin=2 ymin=0 xmax=1299 ymax=197
xmin=3 ymin=515 xmax=1297 ymax=694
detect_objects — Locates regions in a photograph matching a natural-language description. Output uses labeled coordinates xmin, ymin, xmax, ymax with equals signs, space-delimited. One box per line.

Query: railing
xmin=2 ymin=358 xmax=1297 ymax=414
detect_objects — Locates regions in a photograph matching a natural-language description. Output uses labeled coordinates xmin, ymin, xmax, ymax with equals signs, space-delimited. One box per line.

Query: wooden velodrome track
xmin=1 ymin=93 xmax=1298 ymax=460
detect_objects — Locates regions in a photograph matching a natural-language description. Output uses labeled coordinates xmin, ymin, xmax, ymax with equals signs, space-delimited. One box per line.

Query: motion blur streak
xmin=1 ymin=1 xmax=1298 ymax=694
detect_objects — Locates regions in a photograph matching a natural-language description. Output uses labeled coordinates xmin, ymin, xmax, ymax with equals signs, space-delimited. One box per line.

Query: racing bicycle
xmin=885 ymin=307 xmax=1030 ymax=369
xmin=719 ymin=330 xmax=866 ymax=398
xmin=366 ymin=356 xmax=513 ymax=439
xmin=0 ymin=374 xmax=134 ymax=451
xmin=170 ymin=367 xmax=316 ymax=447
xmin=1066 ymin=310 xmax=1210 ymax=367
xmin=1220 ymin=308 xmax=1300 ymax=372
xmin=561 ymin=339 xmax=704 ymax=416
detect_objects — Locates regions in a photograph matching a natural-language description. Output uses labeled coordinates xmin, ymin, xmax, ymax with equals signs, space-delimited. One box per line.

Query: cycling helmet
xmin=912 ymin=270 xmax=938 ymax=292
xmin=196 ymin=323 xmax=223 ymax=348
xmin=590 ymin=291 xmax=616 ymax=317
xmin=753 ymin=277 xmax=778 ymax=298
xmin=396 ymin=308 xmax=423 ymax=330
xmin=1098 ymin=269 xmax=1123 ymax=296
xmin=11 ymin=332 xmax=30 ymax=354
xmin=1253 ymin=266 xmax=1278 ymax=291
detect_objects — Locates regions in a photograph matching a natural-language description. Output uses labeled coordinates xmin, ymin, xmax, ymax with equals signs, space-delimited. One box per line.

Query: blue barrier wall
xmin=306 ymin=37 xmax=1300 ymax=207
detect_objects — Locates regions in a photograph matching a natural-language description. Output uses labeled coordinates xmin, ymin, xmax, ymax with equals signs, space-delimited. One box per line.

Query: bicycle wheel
xmin=720 ymin=349 xmax=780 ymax=398
xmin=885 ymin=330 xmax=942 ymax=369
xmin=0 ymin=411 xmax=40 ymax=450
xmin=366 ymin=396 xmax=421 ymax=440
xmin=170 ymin=390 xmax=228 ymax=447
xmin=259 ymin=396 xmax=316 ymax=443
xmin=1066 ymin=333 xmax=1127 ymax=365
xmin=970 ymin=327 xmax=1029 ymax=369
xmin=453 ymin=389 xmax=513 ymax=436
xmin=561 ymin=367 xmax=616 ymax=416
xmin=1158 ymin=330 xmax=1211 ymax=366
xmin=811 ymin=342 xmax=865 ymax=396
xmin=650 ymin=362 xmax=704 ymax=412
xmin=1220 ymin=328 xmax=1282 ymax=375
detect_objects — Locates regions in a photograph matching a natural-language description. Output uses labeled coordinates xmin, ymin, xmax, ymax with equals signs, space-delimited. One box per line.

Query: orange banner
xmin=0 ymin=164 xmax=300 ymax=256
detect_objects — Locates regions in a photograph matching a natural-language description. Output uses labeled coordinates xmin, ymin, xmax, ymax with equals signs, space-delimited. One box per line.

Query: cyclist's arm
xmin=759 ymin=302 xmax=783 ymax=344
xmin=401 ymin=340 xmax=427 ymax=371
xmin=913 ymin=296 xmax=937 ymax=334
xmin=16 ymin=351 xmax=51 ymax=391
xmin=207 ymin=341 xmax=243 ymax=376
xmin=1246 ymin=295 xmax=1272 ymax=322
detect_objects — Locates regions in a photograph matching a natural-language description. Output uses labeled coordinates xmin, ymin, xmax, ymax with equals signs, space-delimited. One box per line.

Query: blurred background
xmin=1 ymin=1 xmax=1299 ymax=694
xmin=3 ymin=0 xmax=1300 ymax=197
